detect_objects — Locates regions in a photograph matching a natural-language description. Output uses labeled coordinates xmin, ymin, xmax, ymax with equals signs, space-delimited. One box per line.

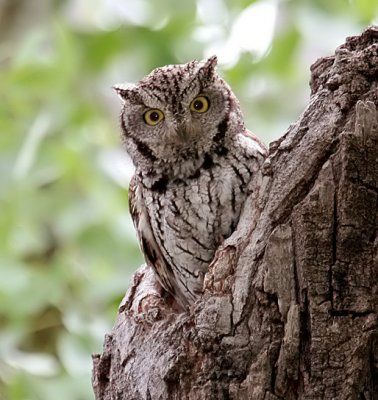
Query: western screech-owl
xmin=114 ymin=56 xmax=267 ymax=310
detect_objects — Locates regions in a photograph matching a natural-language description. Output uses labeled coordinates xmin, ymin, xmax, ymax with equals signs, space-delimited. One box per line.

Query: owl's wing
xmin=128 ymin=175 xmax=177 ymax=298
xmin=244 ymin=129 xmax=268 ymax=157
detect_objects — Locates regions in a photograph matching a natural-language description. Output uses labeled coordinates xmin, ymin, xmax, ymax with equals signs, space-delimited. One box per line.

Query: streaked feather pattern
xmin=117 ymin=57 xmax=267 ymax=309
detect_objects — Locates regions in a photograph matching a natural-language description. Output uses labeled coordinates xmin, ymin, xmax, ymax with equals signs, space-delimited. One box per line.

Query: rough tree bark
xmin=92 ymin=27 xmax=378 ymax=400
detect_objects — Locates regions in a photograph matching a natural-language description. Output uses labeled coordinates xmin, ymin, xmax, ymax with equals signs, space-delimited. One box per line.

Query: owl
xmin=114 ymin=56 xmax=267 ymax=310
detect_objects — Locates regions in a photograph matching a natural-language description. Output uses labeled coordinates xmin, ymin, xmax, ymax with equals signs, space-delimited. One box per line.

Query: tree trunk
xmin=92 ymin=27 xmax=378 ymax=400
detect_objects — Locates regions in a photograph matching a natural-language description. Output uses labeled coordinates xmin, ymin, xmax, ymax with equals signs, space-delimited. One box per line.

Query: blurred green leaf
xmin=352 ymin=0 xmax=378 ymax=22
xmin=262 ymin=25 xmax=301 ymax=77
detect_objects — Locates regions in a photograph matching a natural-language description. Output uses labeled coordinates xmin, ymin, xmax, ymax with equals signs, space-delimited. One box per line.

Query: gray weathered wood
xmin=92 ymin=26 xmax=378 ymax=400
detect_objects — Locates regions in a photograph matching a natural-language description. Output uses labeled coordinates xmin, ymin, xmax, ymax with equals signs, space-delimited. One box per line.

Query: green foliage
xmin=0 ymin=0 xmax=376 ymax=398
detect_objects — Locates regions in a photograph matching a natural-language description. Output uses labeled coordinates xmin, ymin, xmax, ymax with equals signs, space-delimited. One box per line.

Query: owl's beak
xmin=175 ymin=122 xmax=190 ymax=142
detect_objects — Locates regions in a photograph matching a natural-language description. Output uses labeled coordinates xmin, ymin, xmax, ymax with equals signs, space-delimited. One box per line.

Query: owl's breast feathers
xmin=128 ymin=130 xmax=267 ymax=309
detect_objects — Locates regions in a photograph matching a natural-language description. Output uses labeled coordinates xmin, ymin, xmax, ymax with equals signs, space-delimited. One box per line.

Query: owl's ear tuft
xmin=113 ymin=83 xmax=140 ymax=103
xmin=198 ymin=55 xmax=218 ymax=82
xmin=204 ymin=55 xmax=218 ymax=69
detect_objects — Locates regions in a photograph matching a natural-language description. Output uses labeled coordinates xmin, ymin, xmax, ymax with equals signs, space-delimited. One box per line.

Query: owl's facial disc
xmin=170 ymin=95 xmax=211 ymax=142
xmin=117 ymin=56 xmax=234 ymax=164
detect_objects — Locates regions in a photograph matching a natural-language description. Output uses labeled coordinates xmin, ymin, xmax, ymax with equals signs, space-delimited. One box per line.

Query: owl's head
xmin=114 ymin=56 xmax=244 ymax=175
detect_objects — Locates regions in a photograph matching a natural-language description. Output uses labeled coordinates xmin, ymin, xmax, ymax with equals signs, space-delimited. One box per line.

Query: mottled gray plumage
xmin=114 ymin=56 xmax=267 ymax=309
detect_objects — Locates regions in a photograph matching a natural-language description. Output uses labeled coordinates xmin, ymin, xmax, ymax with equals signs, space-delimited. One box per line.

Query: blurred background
xmin=0 ymin=0 xmax=377 ymax=399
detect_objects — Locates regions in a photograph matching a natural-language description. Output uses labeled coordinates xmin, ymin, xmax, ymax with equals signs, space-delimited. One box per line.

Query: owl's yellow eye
xmin=143 ymin=109 xmax=164 ymax=126
xmin=190 ymin=96 xmax=209 ymax=113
